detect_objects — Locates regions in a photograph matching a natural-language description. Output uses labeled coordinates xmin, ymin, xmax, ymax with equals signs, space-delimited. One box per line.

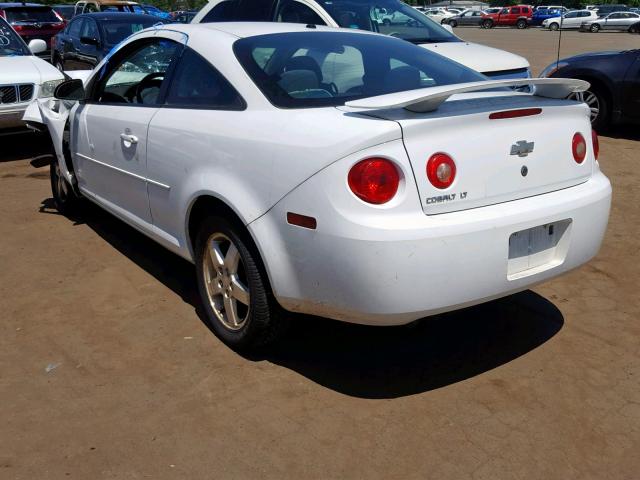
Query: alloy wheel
xmin=202 ymin=232 xmax=251 ymax=331
xmin=569 ymin=90 xmax=600 ymax=124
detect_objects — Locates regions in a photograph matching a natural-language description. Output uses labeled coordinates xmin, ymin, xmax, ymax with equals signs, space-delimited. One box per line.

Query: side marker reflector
xmin=287 ymin=212 xmax=317 ymax=230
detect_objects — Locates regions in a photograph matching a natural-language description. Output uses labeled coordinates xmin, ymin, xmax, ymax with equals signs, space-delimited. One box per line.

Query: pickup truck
xmin=481 ymin=5 xmax=533 ymax=29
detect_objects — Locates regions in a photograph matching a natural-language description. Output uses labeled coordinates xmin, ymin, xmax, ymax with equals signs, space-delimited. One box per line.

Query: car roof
xmin=0 ymin=3 xmax=52 ymax=7
xmin=76 ymin=11 xmax=161 ymax=20
xmin=167 ymin=21 xmax=374 ymax=39
xmin=77 ymin=0 xmax=139 ymax=5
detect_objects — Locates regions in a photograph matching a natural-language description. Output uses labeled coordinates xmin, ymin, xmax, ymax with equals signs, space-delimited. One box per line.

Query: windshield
xmin=316 ymin=0 xmax=460 ymax=43
xmin=101 ymin=18 xmax=167 ymax=47
xmin=0 ymin=19 xmax=30 ymax=56
xmin=4 ymin=6 xmax=60 ymax=23
xmin=234 ymin=31 xmax=485 ymax=109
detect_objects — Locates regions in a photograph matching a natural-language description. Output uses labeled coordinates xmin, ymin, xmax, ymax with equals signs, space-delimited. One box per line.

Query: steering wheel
xmin=135 ymin=72 xmax=164 ymax=104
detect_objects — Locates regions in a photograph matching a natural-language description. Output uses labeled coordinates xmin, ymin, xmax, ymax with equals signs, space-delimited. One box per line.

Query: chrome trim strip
xmin=75 ymin=153 xmax=170 ymax=190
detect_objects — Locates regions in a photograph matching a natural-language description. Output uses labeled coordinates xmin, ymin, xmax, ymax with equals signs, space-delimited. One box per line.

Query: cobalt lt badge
xmin=510 ymin=140 xmax=535 ymax=157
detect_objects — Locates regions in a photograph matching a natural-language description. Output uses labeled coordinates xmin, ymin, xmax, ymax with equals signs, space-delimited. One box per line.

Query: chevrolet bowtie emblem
xmin=510 ymin=140 xmax=535 ymax=157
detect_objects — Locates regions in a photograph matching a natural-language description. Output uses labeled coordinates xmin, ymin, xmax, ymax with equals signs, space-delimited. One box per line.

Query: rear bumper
xmin=250 ymin=170 xmax=611 ymax=326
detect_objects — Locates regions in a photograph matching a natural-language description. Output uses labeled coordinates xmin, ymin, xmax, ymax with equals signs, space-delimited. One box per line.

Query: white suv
xmin=192 ymin=0 xmax=531 ymax=80
xmin=0 ymin=17 xmax=64 ymax=131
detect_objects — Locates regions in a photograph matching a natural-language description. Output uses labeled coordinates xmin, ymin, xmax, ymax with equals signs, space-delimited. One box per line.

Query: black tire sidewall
xmin=50 ymin=161 xmax=78 ymax=214
xmin=450 ymin=20 xmax=457 ymax=27
xmin=194 ymin=215 xmax=277 ymax=350
xmin=517 ymin=19 xmax=526 ymax=29
xmin=550 ymin=22 xmax=559 ymax=30
xmin=591 ymin=24 xmax=599 ymax=32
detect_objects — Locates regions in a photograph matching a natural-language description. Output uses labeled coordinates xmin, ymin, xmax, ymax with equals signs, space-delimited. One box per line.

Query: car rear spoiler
xmin=344 ymin=78 xmax=589 ymax=113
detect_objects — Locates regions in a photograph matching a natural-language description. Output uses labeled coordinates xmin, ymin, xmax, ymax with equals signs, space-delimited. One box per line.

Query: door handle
xmin=120 ymin=133 xmax=138 ymax=146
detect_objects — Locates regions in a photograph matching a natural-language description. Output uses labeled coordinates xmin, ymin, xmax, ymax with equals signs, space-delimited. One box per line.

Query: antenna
xmin=555 ymin=0 xmax=564 ymax=71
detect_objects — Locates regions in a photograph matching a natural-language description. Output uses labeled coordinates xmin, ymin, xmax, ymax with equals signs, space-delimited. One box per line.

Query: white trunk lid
xmin=355 ymin=93 xmax=594 ymax=214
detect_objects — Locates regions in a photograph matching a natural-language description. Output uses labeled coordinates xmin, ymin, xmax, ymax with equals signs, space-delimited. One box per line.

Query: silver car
xmin=581 ymin=11 xmax=640 ymax=32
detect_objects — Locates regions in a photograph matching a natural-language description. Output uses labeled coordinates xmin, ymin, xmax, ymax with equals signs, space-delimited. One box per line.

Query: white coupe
xmin=30 ymin=22 xmax=611 ymax=350
xmin=0 ymin=17 xmax=64 ymax=131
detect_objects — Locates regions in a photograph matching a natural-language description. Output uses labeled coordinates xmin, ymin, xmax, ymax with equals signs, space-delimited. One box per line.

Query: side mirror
xmin=442 ymin=23 xmax=454 ymax=33
xmin=54 ymin=79 xmax=86 ymax=101
xmin=80 ymin=36 xmax=100 ymax=46
xmin=28 ymin=39 xmax=47 ymax=54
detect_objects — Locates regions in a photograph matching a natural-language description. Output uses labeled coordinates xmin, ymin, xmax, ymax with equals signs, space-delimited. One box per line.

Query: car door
xmin=603 ymin=12 xmax=621 ymax=29
xmin=60 ymin=17 xmax=84 ymax=69
xmin=146 ymin=47 xmax=247 ymax=248
xmin=73 ymin=37 xmax=182 ymax=226
xmin=75 ymin=16 xmax=100 ymax=69
xmin=621 ymin=53 xmax=640 ymax=122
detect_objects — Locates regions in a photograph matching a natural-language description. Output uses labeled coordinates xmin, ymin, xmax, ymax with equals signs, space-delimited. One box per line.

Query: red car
xmin=0 ymin=3 xmax=65 ymax=55
xmin=481 ymin=5 xmax=533 ymax=29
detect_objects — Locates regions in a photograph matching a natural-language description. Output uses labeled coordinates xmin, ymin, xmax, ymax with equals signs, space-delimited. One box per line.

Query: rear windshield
xmin=0 ymin=18 xmax=29 ymax=55
xmin=100 ymin=18 xmax=167 ymax=46
xmin=4 ymin=6 xmax=60 ymax=23
xmin=234 ymin=31 xmax=485 ymax=109
xmin=53 ymin=5 xmax=75 ymax=19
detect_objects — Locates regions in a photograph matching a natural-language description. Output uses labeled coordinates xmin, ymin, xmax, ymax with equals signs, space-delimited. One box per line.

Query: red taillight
xmin=426 ymin=153 xmax=456 ymax=189
xmin=572 ymin=132 xmax=587 ymax=164
xmin=592 ymin=130 xmax=599 ymax=160
xmin=348 ymin=158 xmax=399 ymax=204
xmin=12 ymin=24 xmax=23 ymax=32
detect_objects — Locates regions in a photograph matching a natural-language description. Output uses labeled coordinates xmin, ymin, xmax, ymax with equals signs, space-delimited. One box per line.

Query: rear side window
xmin=4 ymin=6 xmax=60 ymax=23
xmin=67 ymin=18 xmax=83 ymax=37
xmin=165 ymin=48 xmax=245 ymax=110
xmin=201 ymin=0 xmax=275 ymax=22
xmin=275 ymin=0 xmax=325 ymax=24
xmin=511 ymin=7 xmax=520 ymax=14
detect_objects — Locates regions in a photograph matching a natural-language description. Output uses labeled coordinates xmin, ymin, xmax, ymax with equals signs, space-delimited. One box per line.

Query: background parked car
xmin=481 ymin=5 xmax=533 ymax=29
xmin=540 ymin=49 xmax=640 ymax=129
xmin=0 ymin=3 xmax=65 ymax=56
xmin=528 ymin=7 xmax=561 ymax=27
xmin=0 ymin=16 xmax=63 ymax=131
xmin=444 ymin=9 xmax=485 ymax=27
xmin=52 ymin=4 xmax=76 ymax=22
xmin=173 ymin=10 xmax=197 ymax=23
xmin=137 ymin=4 xmax=171 ymax=19
xmin=73 ymin=0 xmax=138 ymax=15
xmin=421 ymin=7 xmax=455 ymax=24
xmin=580 ymin=11 xmax=640 ymax=32
xmin=192 ymin=0 xmax=532 ymax=80
xmin=542 ymin=9 xmax=598 ymax=30
xmin=592 ymin=4 xmax=629 ymax=16
xmin=51 ymin=12 xmax=168 ymax=71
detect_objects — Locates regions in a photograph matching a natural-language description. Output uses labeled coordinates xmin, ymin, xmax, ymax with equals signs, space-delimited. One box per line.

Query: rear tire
xmin=482 ymin=19 xmax=493 ymax=28
xmin=549 ymin=22 xmax=559 ymax=31
xmin=516 ymin=19 xmax=527 ymax=29
xmin=449 ymin=19 xmax=457 ymax=27
xmin=194 ymin=216 xmax=288 ymax=351
xmin=590 ymin=23 xmax=600 ymax=32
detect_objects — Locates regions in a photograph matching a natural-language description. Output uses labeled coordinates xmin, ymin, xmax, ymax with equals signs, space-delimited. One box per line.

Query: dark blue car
xmin=528 ymin=8 xmax=562 ymax=26
xmin=540 ymin=49 xmax=640 ymax=129
xmin=50 ymin=12 xmax=169 ymax=71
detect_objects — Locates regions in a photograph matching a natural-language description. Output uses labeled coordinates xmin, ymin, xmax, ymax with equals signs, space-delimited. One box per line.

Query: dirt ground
xmin=1 ymin=29 xmax=639 ymax=479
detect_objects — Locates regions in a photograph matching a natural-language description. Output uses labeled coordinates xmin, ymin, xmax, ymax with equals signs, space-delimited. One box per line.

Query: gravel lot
xmin=1 ymin=29 xmax=639 ymax=479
